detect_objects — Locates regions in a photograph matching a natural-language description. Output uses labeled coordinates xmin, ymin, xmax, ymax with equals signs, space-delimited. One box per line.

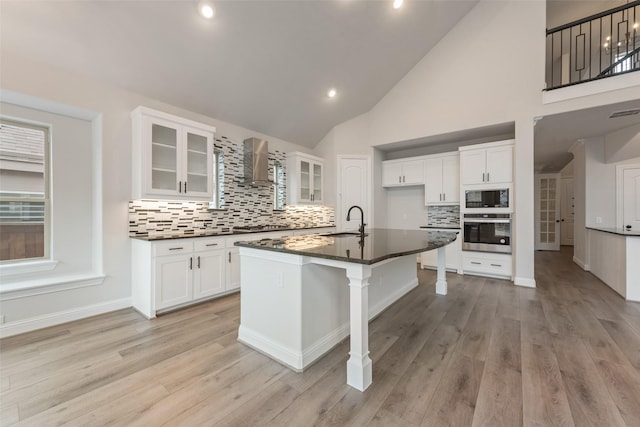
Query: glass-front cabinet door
xmin=148 ymin=118 xmax=180 ymax=195
xmin=299 ymin=160 xmax=311 ymax=202
xmin=138 ymin=110 xmax=214 ymax=200
xmin=312 ymin=162 xmax=322 ymax=203
xmin=183 ymin=127 xmax=212 ymax=197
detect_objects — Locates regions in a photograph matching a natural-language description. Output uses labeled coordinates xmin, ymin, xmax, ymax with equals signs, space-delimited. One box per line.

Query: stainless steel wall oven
xmin=462 ymin=213 xmax=511 ymax=254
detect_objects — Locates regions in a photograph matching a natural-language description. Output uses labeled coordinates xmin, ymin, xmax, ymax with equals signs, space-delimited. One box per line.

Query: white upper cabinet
xmin=424 ymin=153 xmax=459 ymax=204
xmin=132 ymin=106 xmax=216 ymax=200
xmin=460 ymin=140 xmax=513 ymax=185
xmin=287 ymin=152 xmax=324 ymax=204
xmin=382 ymin=159 xmax=424 ymax=187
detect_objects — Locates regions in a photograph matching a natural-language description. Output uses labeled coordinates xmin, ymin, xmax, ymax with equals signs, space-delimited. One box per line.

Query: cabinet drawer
xmin=463 ymin=252 xmax=512 ymax=276
xmin=194 ymin=237 xmax=226 ymax=252
xmin=154 ymin=241 xmax=194 ymax=257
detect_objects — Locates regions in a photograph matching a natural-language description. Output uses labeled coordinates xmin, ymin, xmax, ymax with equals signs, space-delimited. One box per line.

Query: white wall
xmin=571 ymin=142 xmax=587 ymax=267
xmin=605 ymin=124 xmax=640 ymax=163
xmin=0 ymin=52 xmax=319 ymax=334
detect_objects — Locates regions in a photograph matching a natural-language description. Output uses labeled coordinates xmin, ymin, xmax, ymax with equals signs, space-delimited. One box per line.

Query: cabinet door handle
xmin=398 ymin=176 xmax=401 ymax=184
xmin=403 ymin=175 xmax=406 ymax=183
xmin=184 ymin=181 xmax=187 ymax=193
xmin=197 ymin=256 xmax=201 ymax=268
xmin=169 ymin=247 xmax=184 ymax=251
xmin=487 ymin=173 xmax=490 ymax=182
xmin=228 ymin=252 xmax=231 ymax=263
xmin=443 ymin=192 xmax=446 ymax=201
xmin=179 ymin=181 xmax=182 ymax=193
xmin=490 ymin=263 xmax=502 ymax=267
xmin=189 ymin=257 xmax=193 ymax=270
xmin=205 ymin=243 xmax=218 ymax=247
xmin=471 ymin=261 xmax=481 ymax=265
xmin=482 ymin=173 xmax=485 ymax=182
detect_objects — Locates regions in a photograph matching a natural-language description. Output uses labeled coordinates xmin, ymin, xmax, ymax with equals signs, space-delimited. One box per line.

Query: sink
xmin=324 ymin=232 xmax=368 ymax=238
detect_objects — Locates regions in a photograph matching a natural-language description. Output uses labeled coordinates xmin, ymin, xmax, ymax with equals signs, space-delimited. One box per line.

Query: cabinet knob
xmin=626 ymin=225 xmax=632 ymax=230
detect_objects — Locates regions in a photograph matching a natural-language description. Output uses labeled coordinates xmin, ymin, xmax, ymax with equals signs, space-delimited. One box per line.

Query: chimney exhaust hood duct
xmin=243 ymin=138 xmax=273 ymax=184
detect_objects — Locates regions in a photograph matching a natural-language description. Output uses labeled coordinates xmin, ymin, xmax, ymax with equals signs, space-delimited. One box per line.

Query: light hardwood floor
xmin=2 ymin=246 xmax=640 ymax=426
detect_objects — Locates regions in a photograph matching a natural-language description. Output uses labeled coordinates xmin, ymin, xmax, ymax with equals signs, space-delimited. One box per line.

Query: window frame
xmin=0 ymin=117 xmax=52 ymax=265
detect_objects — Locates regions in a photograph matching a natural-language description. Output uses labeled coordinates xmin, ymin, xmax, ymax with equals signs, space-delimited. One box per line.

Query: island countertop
xmin=235 ymin=228 xmax=458 ymax=265
xmin=586 ymin=226 xmax=640 ymax=237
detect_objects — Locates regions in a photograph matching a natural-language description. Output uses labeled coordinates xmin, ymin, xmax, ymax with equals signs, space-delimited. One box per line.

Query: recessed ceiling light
xmin=393 ymin=0 xmax=404 ymax=9
xmin=199 ymin=1 xmax=215 ymax=19
xmin=327 ymin=88 xmax=337 ymax=98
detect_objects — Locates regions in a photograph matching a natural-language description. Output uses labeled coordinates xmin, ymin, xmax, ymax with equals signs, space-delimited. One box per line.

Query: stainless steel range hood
xmin=243 ymin=138 xmax=273 ymax=184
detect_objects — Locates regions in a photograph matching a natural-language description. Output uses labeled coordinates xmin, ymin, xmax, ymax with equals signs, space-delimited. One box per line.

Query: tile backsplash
xmin=426 ymin=205 xmax=460 ymax=227
xmin=129 ymin=135 xmax=334 ymax=237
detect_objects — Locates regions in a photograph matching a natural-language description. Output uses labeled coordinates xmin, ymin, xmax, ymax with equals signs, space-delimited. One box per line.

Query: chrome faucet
xmin=346 ymin=205 xmax=366 ymax=235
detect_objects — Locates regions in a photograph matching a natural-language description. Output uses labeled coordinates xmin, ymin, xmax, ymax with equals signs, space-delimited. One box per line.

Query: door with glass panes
xmin=536 ymin=174 xmax=560 ymax=251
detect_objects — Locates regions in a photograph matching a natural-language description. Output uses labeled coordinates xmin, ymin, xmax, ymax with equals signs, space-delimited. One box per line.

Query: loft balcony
xmin=546 ymin=0 xmax=640 ymax=91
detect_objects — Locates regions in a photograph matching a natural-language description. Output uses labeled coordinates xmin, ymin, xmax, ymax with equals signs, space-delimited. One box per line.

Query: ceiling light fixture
xmin=199 ymin=1 xmax=215 ymax=19
xmin=327 ymin=88 xmax=337 ymax=98
xmin=393 ymin=0 xmax=404 ymax=9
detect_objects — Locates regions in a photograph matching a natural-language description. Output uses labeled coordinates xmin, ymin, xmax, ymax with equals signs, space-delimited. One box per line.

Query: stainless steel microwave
xmin=464 ymin=188 xmax=509 ymax=210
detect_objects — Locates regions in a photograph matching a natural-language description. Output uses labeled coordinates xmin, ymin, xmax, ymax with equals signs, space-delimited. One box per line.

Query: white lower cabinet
xmin=132 ymin=228 xmax=336 ymax=318
xmin=420 ymin=228 xmax=461 ymax=273
xmin=462 ymin=251 xmax=512 ymax=279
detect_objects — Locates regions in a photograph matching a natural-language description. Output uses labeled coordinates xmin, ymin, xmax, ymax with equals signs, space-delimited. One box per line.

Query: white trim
xmin=543 ymin=72 xmax=640 ymax=105
xmin=0 ymin=297 xmax=131 ymax=338
xmin=0 ymin=259 xmax=58 ymax=276
xmin=514 ymin=276 xmax=536 ymax=288
xmin=131 ymin=106 xmax=216 ymax=133
xmin=238 ymin=325 xmax=304 ymax=371
xmin=0 ymin=274 xmax=106 ymax=299
xmin=573 ymin=255 xmax=589 ymax=271
xmin=457 ymin=139 xmax=515 ymax=151
xmin=301 ymin=323 xmax=350 ymax=368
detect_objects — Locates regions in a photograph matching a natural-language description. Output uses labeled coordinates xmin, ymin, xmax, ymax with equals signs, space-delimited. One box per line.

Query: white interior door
xmin=535 ymin=174 xmax=561 ymax=251
xmin=623 ymin=168 xmax=640 ymax=232
xmin=338 ymin=156 xmax=370 ymax=232
xmin=560 ymin=178 xmax=574 ymax=246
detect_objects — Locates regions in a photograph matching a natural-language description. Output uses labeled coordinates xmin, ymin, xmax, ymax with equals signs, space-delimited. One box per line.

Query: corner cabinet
xmin=382 ymin=159 xmax=424 ymax=187
xmin=424 ymin=153 xmax=459 ymax=204
xmin=287 ymin=152 xmax=324 ymax=204
xmin=131 ymin=106 xmax=216 ymax=200
xmin=459 ymin=140 xmax=513 ymax=186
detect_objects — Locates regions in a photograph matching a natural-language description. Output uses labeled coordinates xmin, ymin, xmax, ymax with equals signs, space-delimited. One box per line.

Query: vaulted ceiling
xmin=0 ymin=0 xmax=478 ymax=147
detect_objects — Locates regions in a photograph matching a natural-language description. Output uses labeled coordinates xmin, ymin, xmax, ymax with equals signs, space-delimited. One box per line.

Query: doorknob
xmin=561 ymin=219 xmax=565 ymax=222
xmin=556 ymin=220 xmax=560 ymax=223
xmin=626 ymin=225 xmax=632 ymax=230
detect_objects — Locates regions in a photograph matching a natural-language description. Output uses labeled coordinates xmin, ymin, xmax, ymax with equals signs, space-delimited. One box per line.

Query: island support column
xmin=436 ymin=246 xmax=447 ymax=295
xmin=345 ymin=264 xmax=373 ymax=391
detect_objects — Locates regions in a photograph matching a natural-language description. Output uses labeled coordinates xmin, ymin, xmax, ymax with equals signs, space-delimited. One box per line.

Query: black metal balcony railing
xmin=546 ymin=0 xmax=640 ymax=90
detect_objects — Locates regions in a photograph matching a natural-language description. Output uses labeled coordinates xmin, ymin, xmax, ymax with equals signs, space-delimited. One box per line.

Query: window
xmin=210 ymin=149 xmax=224 ymax=209
xmin=0 ymin=119 xmax=50 ymax=262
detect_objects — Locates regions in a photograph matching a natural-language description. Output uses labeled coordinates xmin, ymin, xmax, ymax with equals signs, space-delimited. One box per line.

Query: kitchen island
xmin=587 ymin=226 xmax=640 ymax=302
xmin=235 ymin=228 xmax=457 ymax=391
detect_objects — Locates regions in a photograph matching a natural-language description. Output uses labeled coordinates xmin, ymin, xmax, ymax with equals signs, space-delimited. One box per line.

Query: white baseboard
xmin=238 ymin=325 xmax=304 ymax=371
xmin=238 ymin=277 xmax=419 ymax=371
xmin=370 ymin=278 xmax=418 ymax=319
xmin=514 ymin=276 xmax=536 ymax=288
xmin=573 ymin=256 xmax=590 ymax=271
xmin=0 ymin=297 xmax=132 ymax=338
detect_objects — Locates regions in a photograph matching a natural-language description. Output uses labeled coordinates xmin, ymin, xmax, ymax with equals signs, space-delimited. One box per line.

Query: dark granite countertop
xmin=235 ymin=228 xmax=458 ymax=265
xmin=130 ymin=224 xmax=336 ymax=241
xmin=586 ymin=226 xmax=640 ymax=237
xmin=419 ymin=225 xmax=461 ymax=230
